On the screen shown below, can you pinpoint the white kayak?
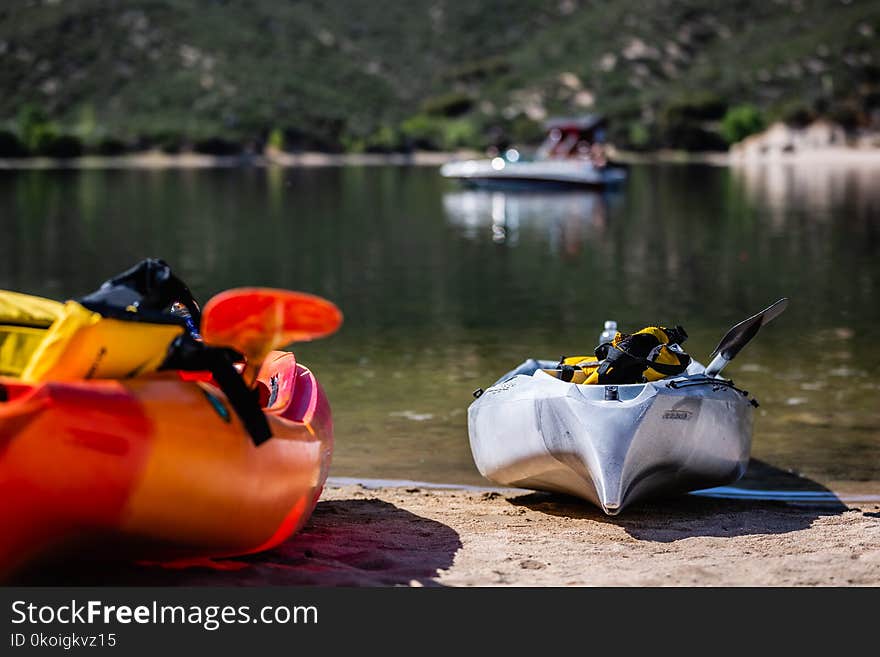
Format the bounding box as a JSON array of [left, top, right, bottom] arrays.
[[467, 300, 789, 515], [440, 158, 627, 188]]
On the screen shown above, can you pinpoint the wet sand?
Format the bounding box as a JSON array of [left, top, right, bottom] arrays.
[[23, 481, 880, 587]]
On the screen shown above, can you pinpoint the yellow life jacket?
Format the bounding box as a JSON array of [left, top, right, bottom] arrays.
[[1, 259, 273, 446], [0, 290, 184, 382], [548, 325, 691, 385]]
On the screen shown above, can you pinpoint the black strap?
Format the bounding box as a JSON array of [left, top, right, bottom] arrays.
[[596, 345, 643, 383], [663, 325, 688, 345], [77, 259, 271, 446], [160, 335, 272, 446], [205, 353, 272, 446], [645, 356, 691, 375], [599, 345, 689, 382], [558, 365, 577, 382]]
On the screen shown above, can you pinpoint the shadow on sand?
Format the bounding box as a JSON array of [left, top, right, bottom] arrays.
[[13, 498, 462, 586], [507, 459, 850, 542]]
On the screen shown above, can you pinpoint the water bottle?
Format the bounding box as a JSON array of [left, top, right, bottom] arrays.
[[171, 302, 202, 340], [599, 320, 617, 345]]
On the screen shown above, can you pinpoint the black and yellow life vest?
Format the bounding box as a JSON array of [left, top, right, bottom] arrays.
[[0, 259, 272, 444], [550, 325, 691, 385], [0, 259, 201, 381], [0, 291, 185, 381]]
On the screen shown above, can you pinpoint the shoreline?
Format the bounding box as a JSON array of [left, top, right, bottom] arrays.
[[2, 146, 879, 171], [0, 149, 472, 171], [19, 478, 880, 587]]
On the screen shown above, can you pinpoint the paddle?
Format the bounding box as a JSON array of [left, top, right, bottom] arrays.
[[704, 298, 789, 377], [201, 287, 343, 386]]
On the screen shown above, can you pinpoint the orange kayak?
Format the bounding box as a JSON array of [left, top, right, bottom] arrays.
[[0, 350, 332, 580]]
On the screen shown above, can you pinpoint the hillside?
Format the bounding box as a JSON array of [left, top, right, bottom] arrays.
[[0, 0, 878, 155]]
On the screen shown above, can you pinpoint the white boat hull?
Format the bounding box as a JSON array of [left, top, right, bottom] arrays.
[[441, 159, 627, 187], [467, 360, 754, 514]]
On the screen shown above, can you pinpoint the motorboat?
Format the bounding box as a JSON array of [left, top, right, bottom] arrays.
[[441, 115, 627, 188]]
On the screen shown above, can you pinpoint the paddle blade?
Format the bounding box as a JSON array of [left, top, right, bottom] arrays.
[[709, 297, 789, 362], [201, 288, 343, 357]]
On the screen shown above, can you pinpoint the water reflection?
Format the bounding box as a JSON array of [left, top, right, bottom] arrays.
[[1, 164, 878, 491], [442, 189, 611, 256], [733, 161, 880, 224]]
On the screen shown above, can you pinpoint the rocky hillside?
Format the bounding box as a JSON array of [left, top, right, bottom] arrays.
[[1, 0, 878, 155]]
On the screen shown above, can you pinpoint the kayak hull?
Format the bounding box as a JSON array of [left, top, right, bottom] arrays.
[[0, 351, 332, 579], [468, 359, 753, 514]]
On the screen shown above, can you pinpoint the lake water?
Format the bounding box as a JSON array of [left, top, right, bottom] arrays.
[[1, 162, 878, 494]]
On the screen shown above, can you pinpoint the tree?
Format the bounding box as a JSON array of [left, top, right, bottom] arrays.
[[721, 105, 766, 145]]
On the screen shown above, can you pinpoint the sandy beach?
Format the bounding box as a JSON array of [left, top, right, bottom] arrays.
[[19, 479, 879, 587]]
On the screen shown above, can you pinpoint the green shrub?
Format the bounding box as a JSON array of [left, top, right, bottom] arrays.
[[29, 123, 59, 154], [441, 118, 479, 149], [399, 114, 485, 150], [400, 113, 446, 150], [364, 125, 401, 153], [17, 104, 54, 152], [340, 134, 366, 153], [14, 105, 85, 157], [721, 105, 766, 145], [627, 122, 652, 150], [267, 127, 285, 151], [75, 104, 98, 143]]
